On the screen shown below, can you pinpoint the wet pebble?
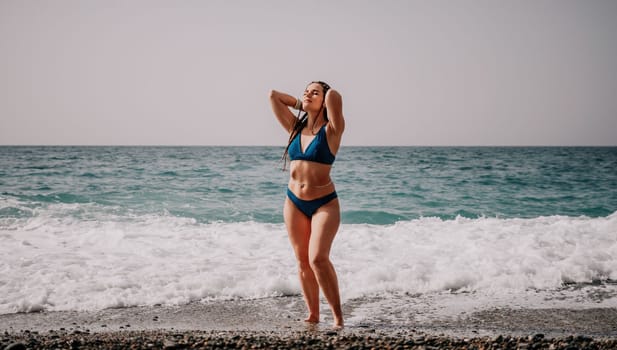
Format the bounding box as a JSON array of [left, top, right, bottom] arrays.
[[5, 343, 26, 350]]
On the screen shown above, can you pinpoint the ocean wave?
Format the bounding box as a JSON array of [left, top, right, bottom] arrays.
[[1, 210, 616, 314]]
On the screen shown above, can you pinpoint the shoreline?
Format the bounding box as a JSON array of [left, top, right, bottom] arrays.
[[1, 297, 616, 337], [2, 297, 617, 349]]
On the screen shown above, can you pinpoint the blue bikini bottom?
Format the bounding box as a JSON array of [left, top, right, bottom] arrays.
[[286, 188, 338, 218]]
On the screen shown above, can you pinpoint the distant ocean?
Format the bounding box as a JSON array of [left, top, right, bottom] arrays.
[[1, 146, 616, 319]]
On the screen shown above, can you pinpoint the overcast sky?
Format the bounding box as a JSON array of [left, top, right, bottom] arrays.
[[1, 0, 616, 146]]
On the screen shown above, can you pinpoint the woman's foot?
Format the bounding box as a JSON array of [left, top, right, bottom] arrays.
[[333, 317, 344, 329], [304, 313, 320, 323]]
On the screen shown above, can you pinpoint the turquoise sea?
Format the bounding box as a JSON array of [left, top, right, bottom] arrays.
[[1, 146, 615, 224], [1, 146, 616, 316]]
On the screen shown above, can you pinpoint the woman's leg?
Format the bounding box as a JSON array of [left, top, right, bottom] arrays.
[[284, 198, 320, 322], [309, 198, 343, 327]]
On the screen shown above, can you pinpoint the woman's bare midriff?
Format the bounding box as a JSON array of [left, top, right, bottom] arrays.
[[288, 160, 335, 199]]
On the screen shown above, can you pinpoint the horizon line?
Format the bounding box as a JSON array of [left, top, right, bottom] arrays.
[[1, 144, 616, 148]]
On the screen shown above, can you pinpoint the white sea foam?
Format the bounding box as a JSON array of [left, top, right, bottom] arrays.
[[1, 204, 616, 315]]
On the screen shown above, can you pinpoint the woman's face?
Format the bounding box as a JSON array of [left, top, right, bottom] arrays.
[[302, 83, 326, 112]]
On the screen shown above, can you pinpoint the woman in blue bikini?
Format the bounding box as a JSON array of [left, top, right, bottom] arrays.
[[269, 81, 345, 328]]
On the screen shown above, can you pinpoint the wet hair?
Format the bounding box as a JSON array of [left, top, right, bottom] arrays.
[[281, 81, 331, 170]]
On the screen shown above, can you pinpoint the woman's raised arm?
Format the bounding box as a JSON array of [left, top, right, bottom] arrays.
[[269, 89, 299, 132], [325, 89, 345, 135]]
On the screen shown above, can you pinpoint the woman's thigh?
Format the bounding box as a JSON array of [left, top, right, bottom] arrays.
[[309, 199, 341, 259], [284, 198, 312, 260]]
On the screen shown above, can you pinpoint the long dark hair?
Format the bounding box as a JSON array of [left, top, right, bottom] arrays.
[[281, 81, 331, 170]]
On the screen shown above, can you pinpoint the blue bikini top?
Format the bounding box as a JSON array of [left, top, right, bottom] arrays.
[[288, 124, 335, 165]]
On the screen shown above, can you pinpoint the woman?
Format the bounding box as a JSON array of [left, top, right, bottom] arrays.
[[269, 81, 345, 328]]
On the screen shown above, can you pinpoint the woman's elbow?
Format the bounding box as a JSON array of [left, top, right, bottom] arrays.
[[269, 89, 278, 100], [326, 89, 342, 106], [329, 89, 341, 99]]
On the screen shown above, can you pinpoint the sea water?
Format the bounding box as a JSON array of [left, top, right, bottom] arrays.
[[1, 146, 616, 318]]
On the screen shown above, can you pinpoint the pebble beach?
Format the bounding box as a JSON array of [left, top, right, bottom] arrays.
[[4, 329, 617, 350]]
